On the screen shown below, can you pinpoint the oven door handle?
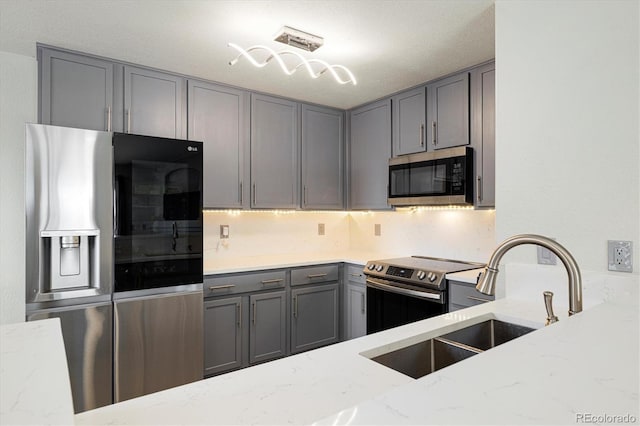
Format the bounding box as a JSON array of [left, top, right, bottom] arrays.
[[365, 277, 443, 302]]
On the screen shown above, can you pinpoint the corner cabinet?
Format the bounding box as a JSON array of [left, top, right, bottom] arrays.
[[427, 71, 470, 150], [348, 99, 392, 210], [301, 104, 344, 210], [470, 62, 496, 208], [344, 264, 367, 340], [39, 48, 117, 132], [250, 94, 299, 209], [290, 265, 340, 354], [188, 80, 250, 208], [392, 87, 427, 156], [123, 66, 186, 139]]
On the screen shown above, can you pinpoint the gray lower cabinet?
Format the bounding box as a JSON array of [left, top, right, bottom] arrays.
[[471, 62, 495, 208], [348, 99, 392, 210], [290, 264, 340, 353], [427, 71, 470, 150], [39, 47, 117, 132], [188, 80, 250, 208], [448, 279, 494, 312], [203, 296, 243, 376], [123, 65, 186, 139], [301, 104, 344, 209], [251, 94, 299, 208], [392, 87, 427, 156], [249, 291, 287, 363], [203, 270, 287, 377], [344, 264, 367, 340]]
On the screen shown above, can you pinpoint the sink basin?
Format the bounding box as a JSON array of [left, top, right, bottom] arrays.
[[370, 319, 535, 379]]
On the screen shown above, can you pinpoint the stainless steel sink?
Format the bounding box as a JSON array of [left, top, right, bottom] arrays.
[[370, 319, 535, 379]]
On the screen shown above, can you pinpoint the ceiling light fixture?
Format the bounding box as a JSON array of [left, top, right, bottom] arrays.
[[228, 26, 357, 86]]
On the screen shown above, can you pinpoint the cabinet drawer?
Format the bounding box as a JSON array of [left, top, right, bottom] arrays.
[[448, 280, 494, 308], [204, 270, 287, 297], [346, 264, 366, 284], [291, 264, 339, 286]]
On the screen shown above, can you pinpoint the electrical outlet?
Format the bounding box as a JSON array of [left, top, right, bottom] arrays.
[[608, 240, 632, 272], [374, 224, 381, 236], [318, 223, 325, 236], [537, 246, 557, 265], [220, 225, 230, 239]]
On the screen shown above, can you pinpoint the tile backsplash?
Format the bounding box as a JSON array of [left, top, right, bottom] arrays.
[[204, 209, 496, 264]]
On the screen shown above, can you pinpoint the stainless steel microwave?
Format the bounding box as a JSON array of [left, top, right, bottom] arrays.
[[388, 146, 473, 206]]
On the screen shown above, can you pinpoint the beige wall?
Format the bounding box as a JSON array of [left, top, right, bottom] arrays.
[[0, 51, 36, 324], [494, 0, 639, 277]]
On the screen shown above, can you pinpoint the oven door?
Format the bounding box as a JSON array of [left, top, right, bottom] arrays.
[[366, 277, 447, 334]]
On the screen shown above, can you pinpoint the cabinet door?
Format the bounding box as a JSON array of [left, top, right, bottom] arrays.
[[249, 291, 287, 364], [291, 284, 339, 353], [188, 80, 249, 208], [471, 63, 495, 208], [392, 87, 426, 156], [346, 282, 367, 340], [428, 72, 470, 150], [301, 104, 344, 210], [204, 297, 242, 376], [124, 66, 186, 139], [251, 94, 299, 208], [39, 48, 115, 131], [348, 99, 392, 210]]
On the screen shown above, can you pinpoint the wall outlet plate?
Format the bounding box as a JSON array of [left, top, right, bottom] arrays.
[[220, 225, 230, 239], [374, 224, 381, 236], [608, 240, 632, 272], [318, 223, 325, 236], [537, 246, 557, 265]]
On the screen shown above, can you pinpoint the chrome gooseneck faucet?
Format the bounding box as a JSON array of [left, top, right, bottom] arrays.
[[476, 234, 583, 318]]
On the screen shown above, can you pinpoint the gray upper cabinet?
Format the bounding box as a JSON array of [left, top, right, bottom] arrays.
[[251, 94, 299, 209], [348, 99, 392, 210], [392, 87, 426, 156], [39, 48, 116, 132], [124, 65, 186, 139], [471, 62, 495, 208], [188, 80, 249, 208], [301, 104, 344, 210], [427, 71, 470, 150], [249, 291, 287, 364]]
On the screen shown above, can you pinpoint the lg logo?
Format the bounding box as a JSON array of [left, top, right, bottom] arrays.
[[187, 146, 198, 152]]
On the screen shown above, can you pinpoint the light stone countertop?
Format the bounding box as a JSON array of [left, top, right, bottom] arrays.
[[74, 293, 639, 425], [0, 318, 75, 426]]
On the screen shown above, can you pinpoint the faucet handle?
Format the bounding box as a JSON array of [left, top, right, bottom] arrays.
[[543, 291, 559, 325]]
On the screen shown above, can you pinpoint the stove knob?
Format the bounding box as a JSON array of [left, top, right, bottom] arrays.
[[416, 271, 426, 280], [367, 264, 376, 270], [428, 272, 438, 282], [375, 265, 384, 272]]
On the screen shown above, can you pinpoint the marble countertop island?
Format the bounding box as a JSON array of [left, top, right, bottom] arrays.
[[74, 296, 639, 425]]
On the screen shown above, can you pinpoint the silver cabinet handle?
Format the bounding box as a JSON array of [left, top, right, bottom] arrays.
[[252, 301, 256, 324], [126, 109, 131, 133], [361, 293, 365, 314], [237, 303, 242, 327], [477, 176, 483, 202], [239, 182, 243, 205], [420, 124, 424, 147], [261, 278, 283, 285], [307, 273, 327, 279], [303, 186, 307, 206], [252, 183, 256, 206], [106, 106, 112, 132], [293, 296, 298, 318], [349, 273, 362, 278], [208, 284, 235, 291], [467, 295, 492, 303], [432, 121, 437, 145]]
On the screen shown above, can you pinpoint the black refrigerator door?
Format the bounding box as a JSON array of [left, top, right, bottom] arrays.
[[113, 133, 203, 292]]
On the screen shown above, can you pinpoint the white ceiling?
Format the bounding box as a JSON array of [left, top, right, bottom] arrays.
[[0, 0, 495, 110]]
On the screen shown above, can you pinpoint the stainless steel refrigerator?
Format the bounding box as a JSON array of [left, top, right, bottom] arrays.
[[26, 124, 204, 412], [25, 123, 114, 413]]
